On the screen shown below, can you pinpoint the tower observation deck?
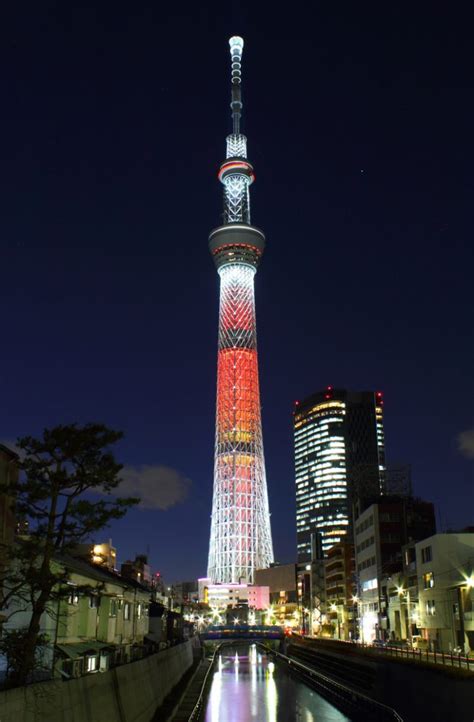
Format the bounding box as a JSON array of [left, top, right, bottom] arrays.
[[207, 37, 274, 584]]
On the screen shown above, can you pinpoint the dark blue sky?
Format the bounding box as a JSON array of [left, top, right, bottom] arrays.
[[2, 2, 473, 581]]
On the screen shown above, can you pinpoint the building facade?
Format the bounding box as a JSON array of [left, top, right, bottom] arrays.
[[254, 564, 298, 626], [294, 388, 386, 561], [414, 533, 474, 653], [201, 582, 269, 611], [207, 37, 273, 584], [121, 554, 152, 587], [325, 541, 357, 640], [173, 580, 199, 606], [354, 496, 436, 641], [2, 553, 150, 679], [74, 539, 118, 571]]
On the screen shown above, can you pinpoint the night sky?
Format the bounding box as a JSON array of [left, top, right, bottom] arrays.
[[2, 3, 473, 582]]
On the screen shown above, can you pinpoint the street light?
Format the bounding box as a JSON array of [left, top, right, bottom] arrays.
[[311, 607, 321, 635], [350, 595, 359, 641], [453, 572, 474, 654], [396, 584, 414, 644], [265, 605, 275, 626], [330, 603, 342, 639]]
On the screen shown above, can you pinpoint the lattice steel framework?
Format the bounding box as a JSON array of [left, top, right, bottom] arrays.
[[207, 37, 273, 584]]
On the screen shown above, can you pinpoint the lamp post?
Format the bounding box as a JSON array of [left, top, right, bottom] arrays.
[[303, 608, 310, 636], [396, 585, 414, 644], [330, 603, 341, 639], [456, 574, 474, 654], [351, 595, 359, 641]]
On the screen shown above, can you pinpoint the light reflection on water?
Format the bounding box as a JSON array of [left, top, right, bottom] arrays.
[[204, 644, 351, 722]]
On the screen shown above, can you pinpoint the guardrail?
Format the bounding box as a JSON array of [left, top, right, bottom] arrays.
[[360, 642, 474, 672], [187, 641, 228, 722], [301, 636, 474, 673], [187, 640, 404, 722], [261, 643, 404, 722]]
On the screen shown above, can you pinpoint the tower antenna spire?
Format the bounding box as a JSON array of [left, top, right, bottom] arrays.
[[207, 37, 273, 585], [229, 36, 244, 134]]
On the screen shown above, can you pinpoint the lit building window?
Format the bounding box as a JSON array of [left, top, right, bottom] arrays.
[[67, 589, 79, 605], [86, 655, 98, 672], [362, 578, 378, 592], [423, 572, 434, 589]]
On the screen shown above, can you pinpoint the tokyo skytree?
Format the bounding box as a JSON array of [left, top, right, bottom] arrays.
[[207, 37, 274, 584]]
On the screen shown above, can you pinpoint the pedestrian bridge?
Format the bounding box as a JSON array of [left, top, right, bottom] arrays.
[[201, 624, 284, 643]]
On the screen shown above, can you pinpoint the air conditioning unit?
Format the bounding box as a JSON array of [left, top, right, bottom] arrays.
[[72, 659, 83, 678]]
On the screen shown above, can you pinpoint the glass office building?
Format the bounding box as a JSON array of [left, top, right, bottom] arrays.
[[294, 388, 385, 561]]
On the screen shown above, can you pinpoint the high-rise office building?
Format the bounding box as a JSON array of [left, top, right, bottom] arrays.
[[294, 387, 386, 561], [207, 37, 273, 584]]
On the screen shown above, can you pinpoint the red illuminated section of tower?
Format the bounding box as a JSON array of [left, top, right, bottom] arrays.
[[207, 37, 273, 584]]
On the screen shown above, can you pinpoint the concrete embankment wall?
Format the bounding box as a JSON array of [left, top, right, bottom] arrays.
[[0, 641, 193, 722], [288, 638, 474, 722]]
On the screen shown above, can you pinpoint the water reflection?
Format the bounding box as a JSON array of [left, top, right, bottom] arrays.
[[265, 660, 277, 722], [204, 644, 350, 722], [208, 657, 221, 721]]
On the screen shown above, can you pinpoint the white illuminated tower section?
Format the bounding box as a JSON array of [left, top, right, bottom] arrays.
[[207, 37, 274, 584]]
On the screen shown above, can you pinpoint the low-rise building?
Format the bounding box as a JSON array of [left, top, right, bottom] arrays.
[[212, 583, 269, 611], [3, 553, 151, 679], [121, 554, 152, 587], [173, 580, 199, 606], [74, 539, 118, 571], [198, 580, 269, 611], [383, 573, 413, 642], [255, 563, 298, 627], [383, 541, 420, 642], [414, 533, 474, 653]]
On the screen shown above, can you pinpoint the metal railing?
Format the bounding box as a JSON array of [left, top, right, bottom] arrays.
[[302, 637, 474, 673], [188, 642, 227, 721], [187, 640, 404, 722], [261, 644, 404, 722], [360, 641, 474, 672]]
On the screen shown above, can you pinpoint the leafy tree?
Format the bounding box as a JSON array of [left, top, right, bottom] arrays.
[[0, 423, 138, 687], [0, 629, 50, 681]]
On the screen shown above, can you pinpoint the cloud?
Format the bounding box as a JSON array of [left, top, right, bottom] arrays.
[[0, 440, 192, 511], [457, 429, 474, 460], [117, 464, 192, 510]]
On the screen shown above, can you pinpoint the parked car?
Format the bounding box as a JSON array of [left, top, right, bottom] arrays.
[[411, 636, 429, 651]]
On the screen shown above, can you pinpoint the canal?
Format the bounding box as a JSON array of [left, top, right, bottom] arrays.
[[204, 644, 351, 722]]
